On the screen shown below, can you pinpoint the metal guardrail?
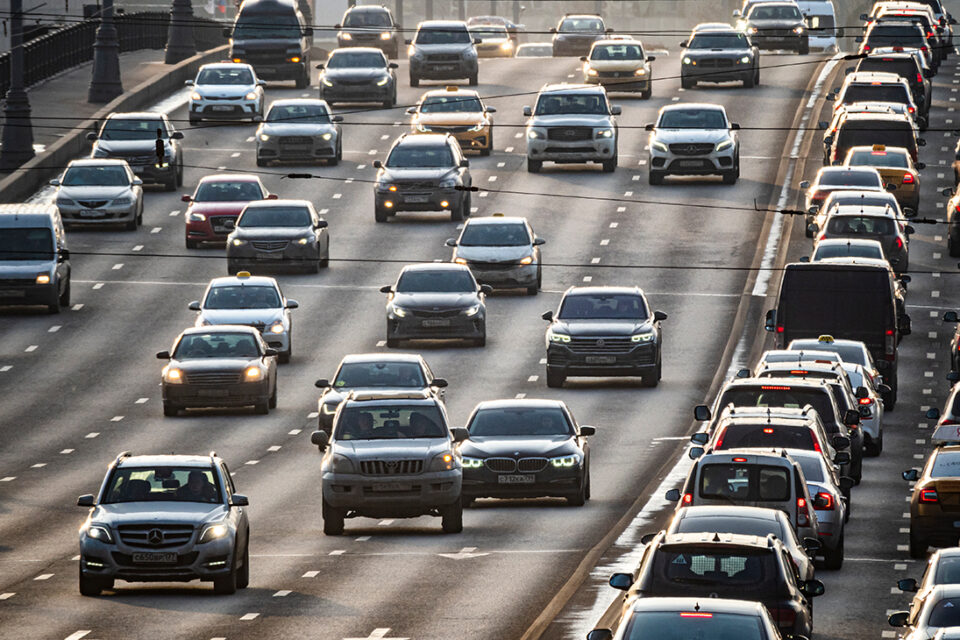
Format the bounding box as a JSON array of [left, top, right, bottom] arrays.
[[0, 11, 227, 96]]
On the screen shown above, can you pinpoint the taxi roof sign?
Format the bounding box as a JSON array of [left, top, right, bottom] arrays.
[[872, 144, 886, 151], [446, 85, 460, 91], [236, 271, 251, 278], [817, 335, 835, 343]]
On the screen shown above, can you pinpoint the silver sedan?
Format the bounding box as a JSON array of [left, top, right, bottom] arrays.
[[256, 99, 343, 166], [51, 159, 143, 230]]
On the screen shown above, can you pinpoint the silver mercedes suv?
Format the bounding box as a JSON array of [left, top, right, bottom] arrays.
[[310, 390, 468, 535], [76, 452, 250, 596]]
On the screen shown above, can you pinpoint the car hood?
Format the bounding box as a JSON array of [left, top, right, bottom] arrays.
[[332, 438, 450, 459], [747, 18, 803, 27], [231, 226, 313, 240], [259, 122, 336, 136], [413, 43, 475, 55], [195, 83, 255, 99], [460, 435, 575, 457], [379, 167, 456, 182], [188, 202, 250, 216], [392, 292, 478, 309], [685, 47, 751, 56], [321, 386, 426, 406], [652, 129, 730, 144], [325, 67, 390, 81], [529, 114, 612, 127], [93, 139, 161, 154], [170, 357, 261, 370], [417, 113, 486, 125], [586, 59, 646, 71], [93, 501, 228, 525], [198, 309, 283, 326], [58, 185, 132, 199], [0, 260, 55, 273], [456, 245, 532, 262], [551, 319, 653, 336]]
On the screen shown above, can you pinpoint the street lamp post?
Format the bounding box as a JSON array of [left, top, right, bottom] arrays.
[[165, 0, 197, 64], [88, 0, 123, 103], [0, 0, 35, 170]]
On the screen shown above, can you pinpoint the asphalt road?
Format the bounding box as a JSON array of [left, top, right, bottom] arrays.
[[0, 35, 871, 640]]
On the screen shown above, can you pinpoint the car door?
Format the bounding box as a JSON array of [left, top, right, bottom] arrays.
[[220, 462, 248, 540], [452, 139, 470, 187]]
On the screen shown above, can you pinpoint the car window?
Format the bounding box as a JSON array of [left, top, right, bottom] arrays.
[[818, 171, 882, 187], [396, 269, 476, 293], [651, 547, 778, 592], [931, 451, 960, 478], [327, 51, 387, 68], [825, 216, 896, 235], [0, 227, 54, 260], [843, 84, 910, 104], [415, 26, 472, 44], [535, 93, 608, 115], [468, 407, 573, 436], [335, 405, 447, 439], [620, 611, 765, 640], [558, 293, 647, 320], [333, 362, 426, 388], [715, 424, 817, 451], [266, 103, 331, 123], [221, 463, 237, 494], [103, 467, 221, 504], [173, 332, 261, 359], [688, 33, 749, 48], [749, 5, 801, 19], [838, 124, 914, 151], [386, 144, 454, 168], [238, 206, 312, 227], [233, 13, 302, 40], [420, 95, 484, 113], [459, 222, 530, 246], [344, 10, 391, 27], [700, 463, 790, 501], [470, 26, 508, 38], [789, 341, 867, 366], [935, 557, 960, 584], [197, 68, 254, 85], [927, 597, 960, 627], [62, 165, 131, 187], [100, 118, 167, 140], [795, 455, 825, 482], [848, 149, 910, 168], [204, 285, 280, 309], [590, 44, 643, 60], [559, 18, 604, 32], [813, 242, 885, 261], [659, 109, 727, 129], [195, 181, 264, 202]]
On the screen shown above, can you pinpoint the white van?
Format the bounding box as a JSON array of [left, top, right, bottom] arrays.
[[798, 0, 840, 52]]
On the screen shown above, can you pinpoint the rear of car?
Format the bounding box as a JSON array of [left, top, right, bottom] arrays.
[[816, 214, 911, 273], [591, 597, 783, 640], [830, 113, 920, 165], [0, 205, 70, 314], [836, 73, 921, 128], [855, 53, 931, 115], [908, 445, 960, 557]]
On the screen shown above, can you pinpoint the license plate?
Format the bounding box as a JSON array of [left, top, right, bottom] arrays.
[[133, 165, 147, 172], [0, 289, 25, 298], [498, 474, 535, 484], [256, 253, 284, 260], [405, 195, 430, 203], [212, 105, 234, 112], [422, 319, 450, 327], [198, 388, 229, 397], [585, 355, 616, 364], [212, 225, 232, 234], [679, 160, 704, 167], [433, 64, 456, 71], [132, 552, 177, 563], [78, 209, 105, 218], [373, 482, 411, 491]]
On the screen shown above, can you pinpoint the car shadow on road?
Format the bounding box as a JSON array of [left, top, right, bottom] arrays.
[[93, 585, 356, 615]]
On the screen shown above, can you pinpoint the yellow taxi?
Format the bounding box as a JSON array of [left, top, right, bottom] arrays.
[[843, 144, 923, 213], [406, 86, 495, 156], [903, 424, 960, 559]]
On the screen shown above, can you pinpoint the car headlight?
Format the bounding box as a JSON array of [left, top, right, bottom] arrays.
[[198, 523, 229, 544], [269, 321, 285, 334], [519, 255, 534, 265], [380, 31, 391, 40], [259, 134, 270, 142], [746, 26, 758, 34], [462, 457, 484, 469], [463, 304, 482, 317], [341, 32, 353, 41], [35, 273, 51, 284], [191, 92, 203, 101], [631, 331, 655, 343], [187, 212, 206, 222], [429, 451, 458, 472], [469, 122, 484, 132], [327, 453, 355, 474], [391, 305, 408, 318], [114, 196, 134, 206], [376, 76, 390, 86], [319, 132, 333, 141], [231, 238, 247, 246], [454, 257, 468, 265], [741, 55, 751, 64], [527, 128, 544, 140], [595, 128, 614, 139], [635, 68, 647, 76], [296, 236, 315, 245], [244, 366, 264, 381], [83, 524, 114, 543], [245, 91, 258, 101], [716, 139, 733, 151], [682, 56, 692, 65], [586, 67, 598, 76], [651, 140, 668, 153], [548, 329, 571, 343], [793, 25, 805, 34], [164, 367, 184, 383], [378, 182, 397, 192], [321, 77, 334, 87], [408, 45, 419, 57], [439, 178, 457, 188], [550, 453, 582, 468], [92, 147, 109, 158], [500, 41, 513, 50]]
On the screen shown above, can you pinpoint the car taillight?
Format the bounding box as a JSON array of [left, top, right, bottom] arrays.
[[895, 236, 904, 250], [770, 606, 797, 629], [941, 419, 960, 426], [715, 428, 725, 449], [902, 173, 914, 183], [763, 427, 775, 434], [776, 325, 784, 333], [917, 72, 924, 83], [921, 46, 928, 52], [907, 106, 916, 114], [859, 397, 873, 405], [885, 328, 896, 356], [863, 44, 872, 52], [814, 491, 835, 510], [813, 439, 822, 452], [797, 497, 810, 527], [680, 612, 713, 618], [681, 492, 693, 506], [920, 489, 939, 503]]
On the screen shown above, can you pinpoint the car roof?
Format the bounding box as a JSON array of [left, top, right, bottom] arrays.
[[659, 102, 727, 113], [790, 337, 869, 349], [816, 166, 883, 177], [700, 448, 798, 464], [67, 158, 129, 167], [677, 504, 784, 520], [395, 133, 453, 146], [199, 62, 254, 71], [117, 454, 217, 468], [105, 112, 164, 120], [401, 262, 472, 273], [0, 206, 58, 223], [464, 215, 527, 225], [345, 390, 437, 403], [330, 47, 385, 55], [180, 324, 261, 336], [197, 173, 262, 184], [847, 144, 911, 156], [421, 87, 481, 98], [723, 377, 833, 390], [562, 285, 645, 296], [473, 398, 567, 410], [346, 4, 389, 11], [243, 198, 312, 208], [268, 98, 330, 107], [418, 20, 468, 28], [538, 83, 607, 95], [846, 71, 908, 83], [840, 111, 913, 123], [340, 353, 424, 364], [817, 256, 895, 268], [208, 274, 278, 288], [693, 22, 738, 30], [760, 348, 842, 360], [626, 596, 768, 615]]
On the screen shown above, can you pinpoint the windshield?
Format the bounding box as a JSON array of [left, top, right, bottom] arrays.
[[343, 10, 391, 27], [386, 145, 454, 168], [652, 546, 777, 592], [266, 104, 331, 123], [0, 228, 53, 261], [327, 51, 386, 69], [825, 216, 896, 235], [818, 171, 882, 187], [928, 597, 960, 627], [416, 26, 471, 45], [659, 108, 727, 129], [173, 332, 261, 359], [590, 44, 643, 59], [621, 611, 765, 640], [194, 180, 264, 202], [334, 362, 426, 388], [700, 464, 791, 501], [789, 341, 869, 366], [859, 59, 918, 79], [459, 222, 529, 246], [931, 451, 960, 478], [468, 407, 573, 436], [715, 424, 817, 451], [718, 387, 839, 429], [935, 557, 960, 584], [100, 119, 166, 141], [559, 17, 604, 32], [471, 27, 507, 39], [420, 95, 483, 113], [238, 206, 311, 228], [102, 467, 221, 504], [749, 4, 801, 19], [203, 285, 280, 309], [813, 241, 885, 260], [843, 85, 909, 104], [558, 293, 647, 320], [535, 93, 608, 115], [396, 269, 476, 293], [848, 149, 910, 168], [197, 68, 253, 85], [689, 33, 749, 49], [233, 14, 301, 40], [62, 165, 130, 187], [335, 405, 446, 439]]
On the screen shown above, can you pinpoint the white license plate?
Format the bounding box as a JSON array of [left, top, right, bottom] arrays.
[[132, 552, 177, 563], [133, 165, 148, 172], [433, 64, 456, 71], [678, 160, 703, 167], [78, 210, 105, 218], [212, 105, 234, 112], [422, 319, 450, 327], [256, 253, 284, 260], [405, 195, 430, 203], [585, 355, 616, 364], [498, 474, 535, 484], [373, 482, 411, 491]]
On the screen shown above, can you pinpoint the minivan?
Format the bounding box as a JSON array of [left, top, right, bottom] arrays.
[[0, 204, 71, 314]]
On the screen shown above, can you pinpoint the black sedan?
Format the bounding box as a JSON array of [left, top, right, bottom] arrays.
[[157, 325, 278, 417], [458, 399, 595, 506], [317, 47, 398, 108]]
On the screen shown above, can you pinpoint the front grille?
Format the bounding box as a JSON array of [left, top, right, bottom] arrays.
[[755, 29, 793, 39], [279, 136, 313, 145], [77, 200, 109, 209], [485, 457, 517, 473], [0, 278, 35, 286], [696, 58, 735, 68], [117, 154, 155, 165], [246, 50, 286, 63], [117, 524, 195, 548], [359, 459, 423, 475], [204, 96, 242, 101], [598, 71, 636, 78], [424, 125, 475, 134], [396, 181, 438, 191], [411, 308, 461, 318], [547, 127, 593, 141], [568, 336, 636, 354], [517, 457, 548, 473], [209, 216, 235, 233], [669, 143, 715, 155], [338, 78, 374, 86], [426, 53, 461, 62], [251, 240, 288, 251], [469, 261, 520, 270], [183, 371, 243, 385]]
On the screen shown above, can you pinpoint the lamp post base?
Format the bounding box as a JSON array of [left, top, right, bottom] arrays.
[[0, 87, 35, 171]]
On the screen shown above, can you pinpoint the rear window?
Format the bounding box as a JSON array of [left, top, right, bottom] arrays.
[[818, 171, 881, 187], [650, 546, 778, 593], [718, 386, 839, 430], [794, 455, 824, 482], [715, 424, 816, 451], [928, 597, 960, 627], [827, 216, 897, 236], [842, 84, 910, 104], [934, 557, 960, 584], [699, 463, 791, 501], [674, 515, 785, 539], [838, 124, 914, 151], [857, 59, 919, 80], [620, 611, 766, 640], [931, 450, 960, 478]]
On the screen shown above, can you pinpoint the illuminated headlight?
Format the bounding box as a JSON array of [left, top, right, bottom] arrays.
[[341, 32, 352, 41], [429, 451, 457, 471], [793, 25, 805, 34], [269, 321, 285, 334], [439, 178, 457, 188], [83, 524, 114, 543], [328, 453, 355, 473], [187, 212, 206, 222], [378, 182, 397, 192], [391, 305, 408, 318], [716, 139, 733, 151], [245, 91, 258, 100], [746, 26, 758, 34], [595, 128, 613, 139], [635, 68, 647, 76], [550, 453, 582, 468], [164, 367, 184, 383], [527, 128, 544, 139], [586, 67, 599, 76], [321, 77, 334, 87], [454, 257, 468, 265], [296, 236, 314, 245], [198, 523, 229, 544], [259, 134, 270, 142], [35, 273, 51, 284], [376, 76, 390, 86], [518, 255, 534, 265], [548, 330, 571, 343], [463, 304, 481, 317], [651, 140, 668, 152], [191, 92, 203, 101], [244, 366, 263, 381], [380, 32, 391, 40], [631, 332, 655, 343], [232, 238, 247, 246], [682, 56, 692, 65], [741, 55, 751, 63], [321, 132, 333, 141], [408, 45, 418, 57], [462, 457, 484, 469], [500, 41, 513, 50]]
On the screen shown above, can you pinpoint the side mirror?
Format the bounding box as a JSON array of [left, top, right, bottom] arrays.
[[834, 451, 851, 465], [610, 105, 622, 116], [947, 371, 959, 382], [647, 56, 656, 62], [653, 310, 667, 322], [824, 93, 836, 101], [586, 630, 613, 640], [644, 123, 655, 131], [917, 162, 926, 170], [579, 56, 588, 62], [432, 378, 449, 388], [799, 256, 810, 263], [406, 107, 417, 115], [171, 131, 184, 140], [679, 40, 688, 48], [736, 368, 751, 378], [131, 178, 143, 186], [833, 435, 851, 449], [579, 425, 596, 436], [888, 612, 910, 628], [733, 9, 742, 17], [451, 427, 469, 443], [799, 180, 810, 189], [86, 132, 98, 141], [878, 383, 891, 394], [541, 310, 554, 321], [905, 225, 915, 235], [303, 27, 313, 36], [184, 79, 194, 86], [485, 106, 497, 113], [839, 476, 854, 492], [688, 446, 704, 460], [181, 194, 192, 203], [460, 159, 470, 168], [694, 405, 711, 422], [49, 179, 60, 186], [231, 494, 249, 507], [311, 430, 329, 449], [823, 135, 834, 146], [903, 207, 917, 218], [285, 299, 299, 309], [690, 432, 709, 445], [373, 160, 382, 169], [77, 494, 95, 507], [404, 39, 412, 45], [898, 578, 919, 593], [902, 468, 920, 481], [801, 579, 825, 597], [802, 537, 821, 552], [806, 223, 819, 236], [533, 237, 546, 246], [843, 409, 860, 426], [918, 138, 926, 146], [264, 348, 279, 357], [479, 284, 493, 295], [523, 106, 532, 117], [856, 386, 869, 399], [640, 532, 657, 545], [331, 115, 344, 123], [389, 63, 399, 69], [860, 13, 869, 20], [315, 220, 329, 229], [474, 38, 482, 44], [608, 573, 633, 591], [665, 488, 681, 502], [156, 350, 170, 360], [315, 63, 324, 70], [314, 378, 330, 389], [59, 249, 70, 261], [817, 120, 828, 130], [764, 308, 777, 332], [730, 123, 740, 130], [267, 194, 278, 200], [379, 285, 393, 294], [943, 187, 956, 197], [188, 300, 201, 311], [945, 311, 960, 322], [927, 407, 942, 420]]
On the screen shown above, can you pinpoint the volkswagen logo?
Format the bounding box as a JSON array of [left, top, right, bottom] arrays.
[[148, 529, 164, 545], [596, 339, 605, 347]]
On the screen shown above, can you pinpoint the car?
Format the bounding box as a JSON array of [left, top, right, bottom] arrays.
[[812, 188, 907, 226], [543, 286, 666, 388], [551, 14, 610, 57], [76, 451, 250, 596], [256, 99, 343, 166], [50, 159, 143, 231], [897, 547, 960, 596], [406, 20, 479, 87], [679, 27, 760, 88], [843, 145, 922, 210], [810, 237, 887, 262], [942, 186, 960, 257], [813, 210, 912, 274], [182, 174, 275, 249], [665, 505, 818, 583], [646, 103, 741, 185], [516, 42, 553, 57], [373, 133, 473, 222], [317, 47, 399, 108], [889, 585, 960, 638], [581, 39, 656, 97], [840, 359, 888, 455], [739, 1, 809, 53], [854, 51, 932, 119], [309, 390, 468, 535], [859, 20, 932, 68], [186, 62, 265, 124], [800, 166, 887, 234], [606, 533, 823, 638], [788, 335, 883, 390], [380, 263, 490, 347], [903, 425, 960, 558], [754, 347, 843, 367], [821, 110, 921, 166], [314, 353, 448, 433], [782, 448, 849, 568], [226, 199, 330, 274], [87, 112, 184, 191], [226, 0, 313, 88], [523, 83, 620, 173], [927, 386, 960, 431], [406, 86, 496, 156], [945, 313, 960, 371], [466, 15, 523, 43], [469, 24, 514, 57], [157, 325, 278, 417], [445, 214, 544, 294], [831, 71, 923, 129], [808, 200, 902, 242], [0, 204, 71, 314], [335, 4, 401, 58], [586, 596, 785, 640], [871, 4, 943, 67], [189, 272, 298, 363], [459, 399, 595, 506]]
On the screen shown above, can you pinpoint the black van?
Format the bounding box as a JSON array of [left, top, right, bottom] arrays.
[[765, 262, 909, 403], [226, 0, 313, 88]]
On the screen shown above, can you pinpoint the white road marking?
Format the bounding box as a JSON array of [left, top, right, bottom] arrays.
[[935, 252, 942, 259], [616, 206, 625, 213], [915, 453, 925, 459], [48, 325, 60, 333], [591, 257, 600, 264], [515, 393, 527, 399], [0, 366, 11, 372], [540, 358, 547, 365], [273, 590, 291, 597], [31, 463, 45, 468], [624, 191, 633, 197], [245, 460, 259, 465], [289, 429, 302, 435], [246, 136, 254, 143], [0, 477, 15, 482], [92, 282, 104, 290], [438, 546, 489, 560], [345, 178, 353, 184], [380, 134, 390, 140], [24, 345, 37, 352], [376, 340, 387, 347], [329, 550, 345, 556], [240, 613, 260, 621], [479, 191, 489, 198], [63, 632, 90, 640], [356, 536, 371, 541], [895, 564, 908, 570], [926, 372, 934, 378], [34, 573, 53, 580], [308, 412, 319, 419], [319, 208, 329, 214], [891, 587, 902, 594], [600, 239, 609, 246], [344, 629, 409, 640], [933, 291, 941, 298], [231, 152, 241, 158], [357, 164, 366, 170], [497, 162, 505, 168], [378, 519, 394, 526], [132, 245, 143, 252], [72, 304, 83, 310], [610, 222, 618, 228], [528, 375, 539, 382], [514, 132, 522, 138], [136, 398, 149, 404], [897, 544, 910, 551], [85, 432, 99, 439], [632, 175, 640, 181], [504, 146, 514, 153], [169, 209, 179, 216], [267, 445, 281, 452], [583, 276, 592, 282], [883, 632, 897, 638], [488, 175, 497, 182], [111, 415, 124, 422], [332, 193, 342, 199], [303, 570, 320, 577], [368, 149, 378, 155], [151, 227, 162, 234], [0, 593, 13, 600], [61, 449, 73, 454]]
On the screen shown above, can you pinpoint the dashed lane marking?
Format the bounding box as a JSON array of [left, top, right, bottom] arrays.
[[600, 239, 609, 246], [0, 593, 13, 600], [111, 415, 124, 422], [356, 536, 371, 541], [0, 366, 11, 372], [151, 227, 162, 234], [591, 257, 601, 264], [329, 550, 345, 556], [516, 393, 526, 399], [378, 519, 394, 526], [0, 477, 15, 482], [31, 463, 45, 468], [505, 146, 514, 152], [240, 613, 260, 621], [61, 449, 73, 454], [267, 445, 281, 452], [136, 398, 148, 404], [132, 245, 143, 252], [308, 412, 319, 419], [289, 429, 302, 435], [583, 276, 592, 282], [34, 573, 53, 580], [528, 375, 539, 382], [303, 570, 320, 577], [85, 432, 99, 439], [49, 325, 60, 333], [610, 222, 618, 228], [24, 345, 37, 352], [273, 590, 291, 597], [377, 340, 387, 347], [895, 564, 907, 570], [245, 460, 259, 465], [63, 632, 90, 640]]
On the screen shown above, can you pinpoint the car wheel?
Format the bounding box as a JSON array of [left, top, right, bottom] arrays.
[[754, 68, 760, 86], [306, 259, 320, 274], [526, 283, 538, 296], [468, 74, 478, 86], [641, 357, 661, 388], [323, 498, 346, 535], [743, 72, 755, 89], [78, 567, 111, 597], [213, 555, 238, 594], [375, 207, 388, 223], [481, 127, 493, 155], [441, 499, 464, 533], [546, 368, 565, 388], [409, 75, 420, 87], [186, 239, 200, 250], [256, 157, 268, 167], [236, 537, 250, 589], [909, 529, 927, 559], [722, 168, 738, 185], [254, 400, 269, 415], [124, 214, 138, 231], [295, 69, 309, 89], [176, 163, 184, 187], [47, 293, 60, 314], [268, 383, 278, 408], [527, 158, 542, 173], [59, 280, 70, 308], [823, 533, 844, 570], [640, 88, 652, 99], [163, 402, 179, 417], [450, 196, 465, 222], [189, 116, 199, 126], [602, 154, 617, 173], [328, 152, 339, 167], [462, 496, 476, 508], [649, 170, 664, 185], [865, 435, 882, 457], [567, 474, 587, 506]]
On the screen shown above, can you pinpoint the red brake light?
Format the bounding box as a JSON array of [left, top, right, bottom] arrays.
[[814, 491, 835, 510], [863, 44, 872, 51], [681, 492, 693, 505], [941, 419, 960, 426], [797, 497, 810, 527], [790, 370, 809, 375], [886, 329, 895, 335], [920, 489, 939, 503], [771, 606, 797, 628], [715, 426, 726, 449], [917, 72, 924, 83], [902, 173, 915, 184], [895, 236, 904, 250], [776, 325, 784, 334], [732, 457, 748, 463], [813, 439, 822, 452], [761, 385, 791, 390], [908, 106, 915, 114], [859, 397, 874, 405], [763, 427, 775, 434], [680, 613, 714, 618], [921, 46, 928, 51]]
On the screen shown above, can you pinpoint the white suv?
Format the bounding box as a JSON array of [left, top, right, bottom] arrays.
[[646, 102, 740, 184]]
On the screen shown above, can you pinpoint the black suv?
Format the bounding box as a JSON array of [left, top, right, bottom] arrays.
[[226, 0, 313, 88], [607, 532, 824, 638], [88, 112, 184, 191], [336, 4, 401, 58], [542, 286, 666, 388], [680, 27, 760, 88]]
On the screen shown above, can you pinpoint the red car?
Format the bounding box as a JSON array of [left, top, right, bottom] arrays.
[[183, 174, 275, 248]]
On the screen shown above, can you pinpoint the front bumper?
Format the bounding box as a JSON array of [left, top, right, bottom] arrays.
[[321, 82, 392, 103], [162, 380, 271, 408], [322, 469, 462, 518], [681, 60, 754, 84], [376, 187, 459, 213], [0, 280, 58, 307], [464, 262, 537, 287], [227, 241, 321, 268], [477, 44, 513, 58], [649, 143, 735, 175], [387, 310, 485, 341], [527, 136, 616, 163], [79, 532, 236, 583], [409, 58, 478, 80], [191, 98, 260, 120], [185, 215, 238, 244], [57, 202, 137, 225], [546, 342, 657, 377], [257, 137, 336, 163], [584, 73, 650, 91], [750, 32, 807, 51], [462, 465, 582, 498]]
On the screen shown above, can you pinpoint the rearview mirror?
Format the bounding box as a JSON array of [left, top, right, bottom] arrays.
[[451, 427, 469, 443], [688, 446, 704, 460], [432, 378, 448, 388], [586, 630, 613, 640], [523, 106, 532, 116], [188, 300, 201, 311], [694, 405, 711, 422], [833, 435, 851, 449], [653, 310, 667, 322], [156, 350, 170, 360], [665, 488, 681, 502], [834, 451, 851, 465], [580, 425, 596, 436], [799, 180, 810, 189], [801, 579, 825, 597], [610, 105, 622, 116]]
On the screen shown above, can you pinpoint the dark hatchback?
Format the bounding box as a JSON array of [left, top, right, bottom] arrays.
[[88, 112, 184, 191], [459, 399, 595, 506]]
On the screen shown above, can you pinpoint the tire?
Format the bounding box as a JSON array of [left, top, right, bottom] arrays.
[[176, 163, 184, 187], [124, 214, 137, 231], [227, 261, 239, 276], [375, 207, 388, 223], [254, 400, 269, 415], [79, 568, 111, 597], [799, 43, 810, 55], [409, 75, 420, 87], [567, 473, 588, 506], [865, 435, 882, 457], [681, 75, 695, 89], [163, 402, 179, 417], [47, 293, 61, 314], [527, 158, 542, 173], [328, 152, 339, 167], [546, 368, 565, 388], [805, 223, 815, 239], [722, 168, 738, 185], [527, 284, 539, 296], [602, 154, 617, 173], [189, 117, 199, 126], [213, 558, 238, 595], [236, 537, 250, 589], [462, 496, 476, 508], [186, 239, 200, 250], [386, 337, 400, 348], [468, 74, 478, 86], [295, 70, 309, 89], [268, 384, 278, 408], [59, 280, 70, 308], [463, 192, 472, 217], [640, 88, 652, 99], [256, 157, 268, 167], [480, 127, 493, 156], [450, 196, 465, 221], [473, 334, 486, 347], [909, 529, 927, 559], [382, 96, 395, 109], [754, 68, 760, 86], [743, 72, 755, 89], [322, 498, 345, 535], [641, 357, 662, 388], [441, 499, 464, 533], [823, 534, 844, 570], [648, 170, 664, 185]]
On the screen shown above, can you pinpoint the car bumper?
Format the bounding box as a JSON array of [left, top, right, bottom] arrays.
[[338, 37, 396, 52], [682, 64, 754, 83], [130, 162, 177, 184], [321, 83, 392, 103], [388, 311, 485, 341], [162, 380, 271, 408], [79, 534, 236, 583], [227, 243, 322, 267], [322, 470, 462, 517], [464, 262, 538, 287], [751, 33, 807, 50], [257, 138, 337, 163], [0, 281, 58, 307], [546, 342, 658, 376], [413, 127, 491, 152], [462, 465, 582, 498], [58, 203, 136, 225], [191, 99, 260, 120], [243, 61, 305, 81], [815, 515, 842, 550], [584, 74, 650, 91], [186, 216, 237, 244], [409, 59, 477, 79], [911, 514, 960, 546], [527, 137, 616, 163], [376, 188, 459, 213], [650, 146, 735, 175]]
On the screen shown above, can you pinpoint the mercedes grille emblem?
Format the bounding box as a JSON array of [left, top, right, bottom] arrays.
[[148, 529, 164, 545]]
